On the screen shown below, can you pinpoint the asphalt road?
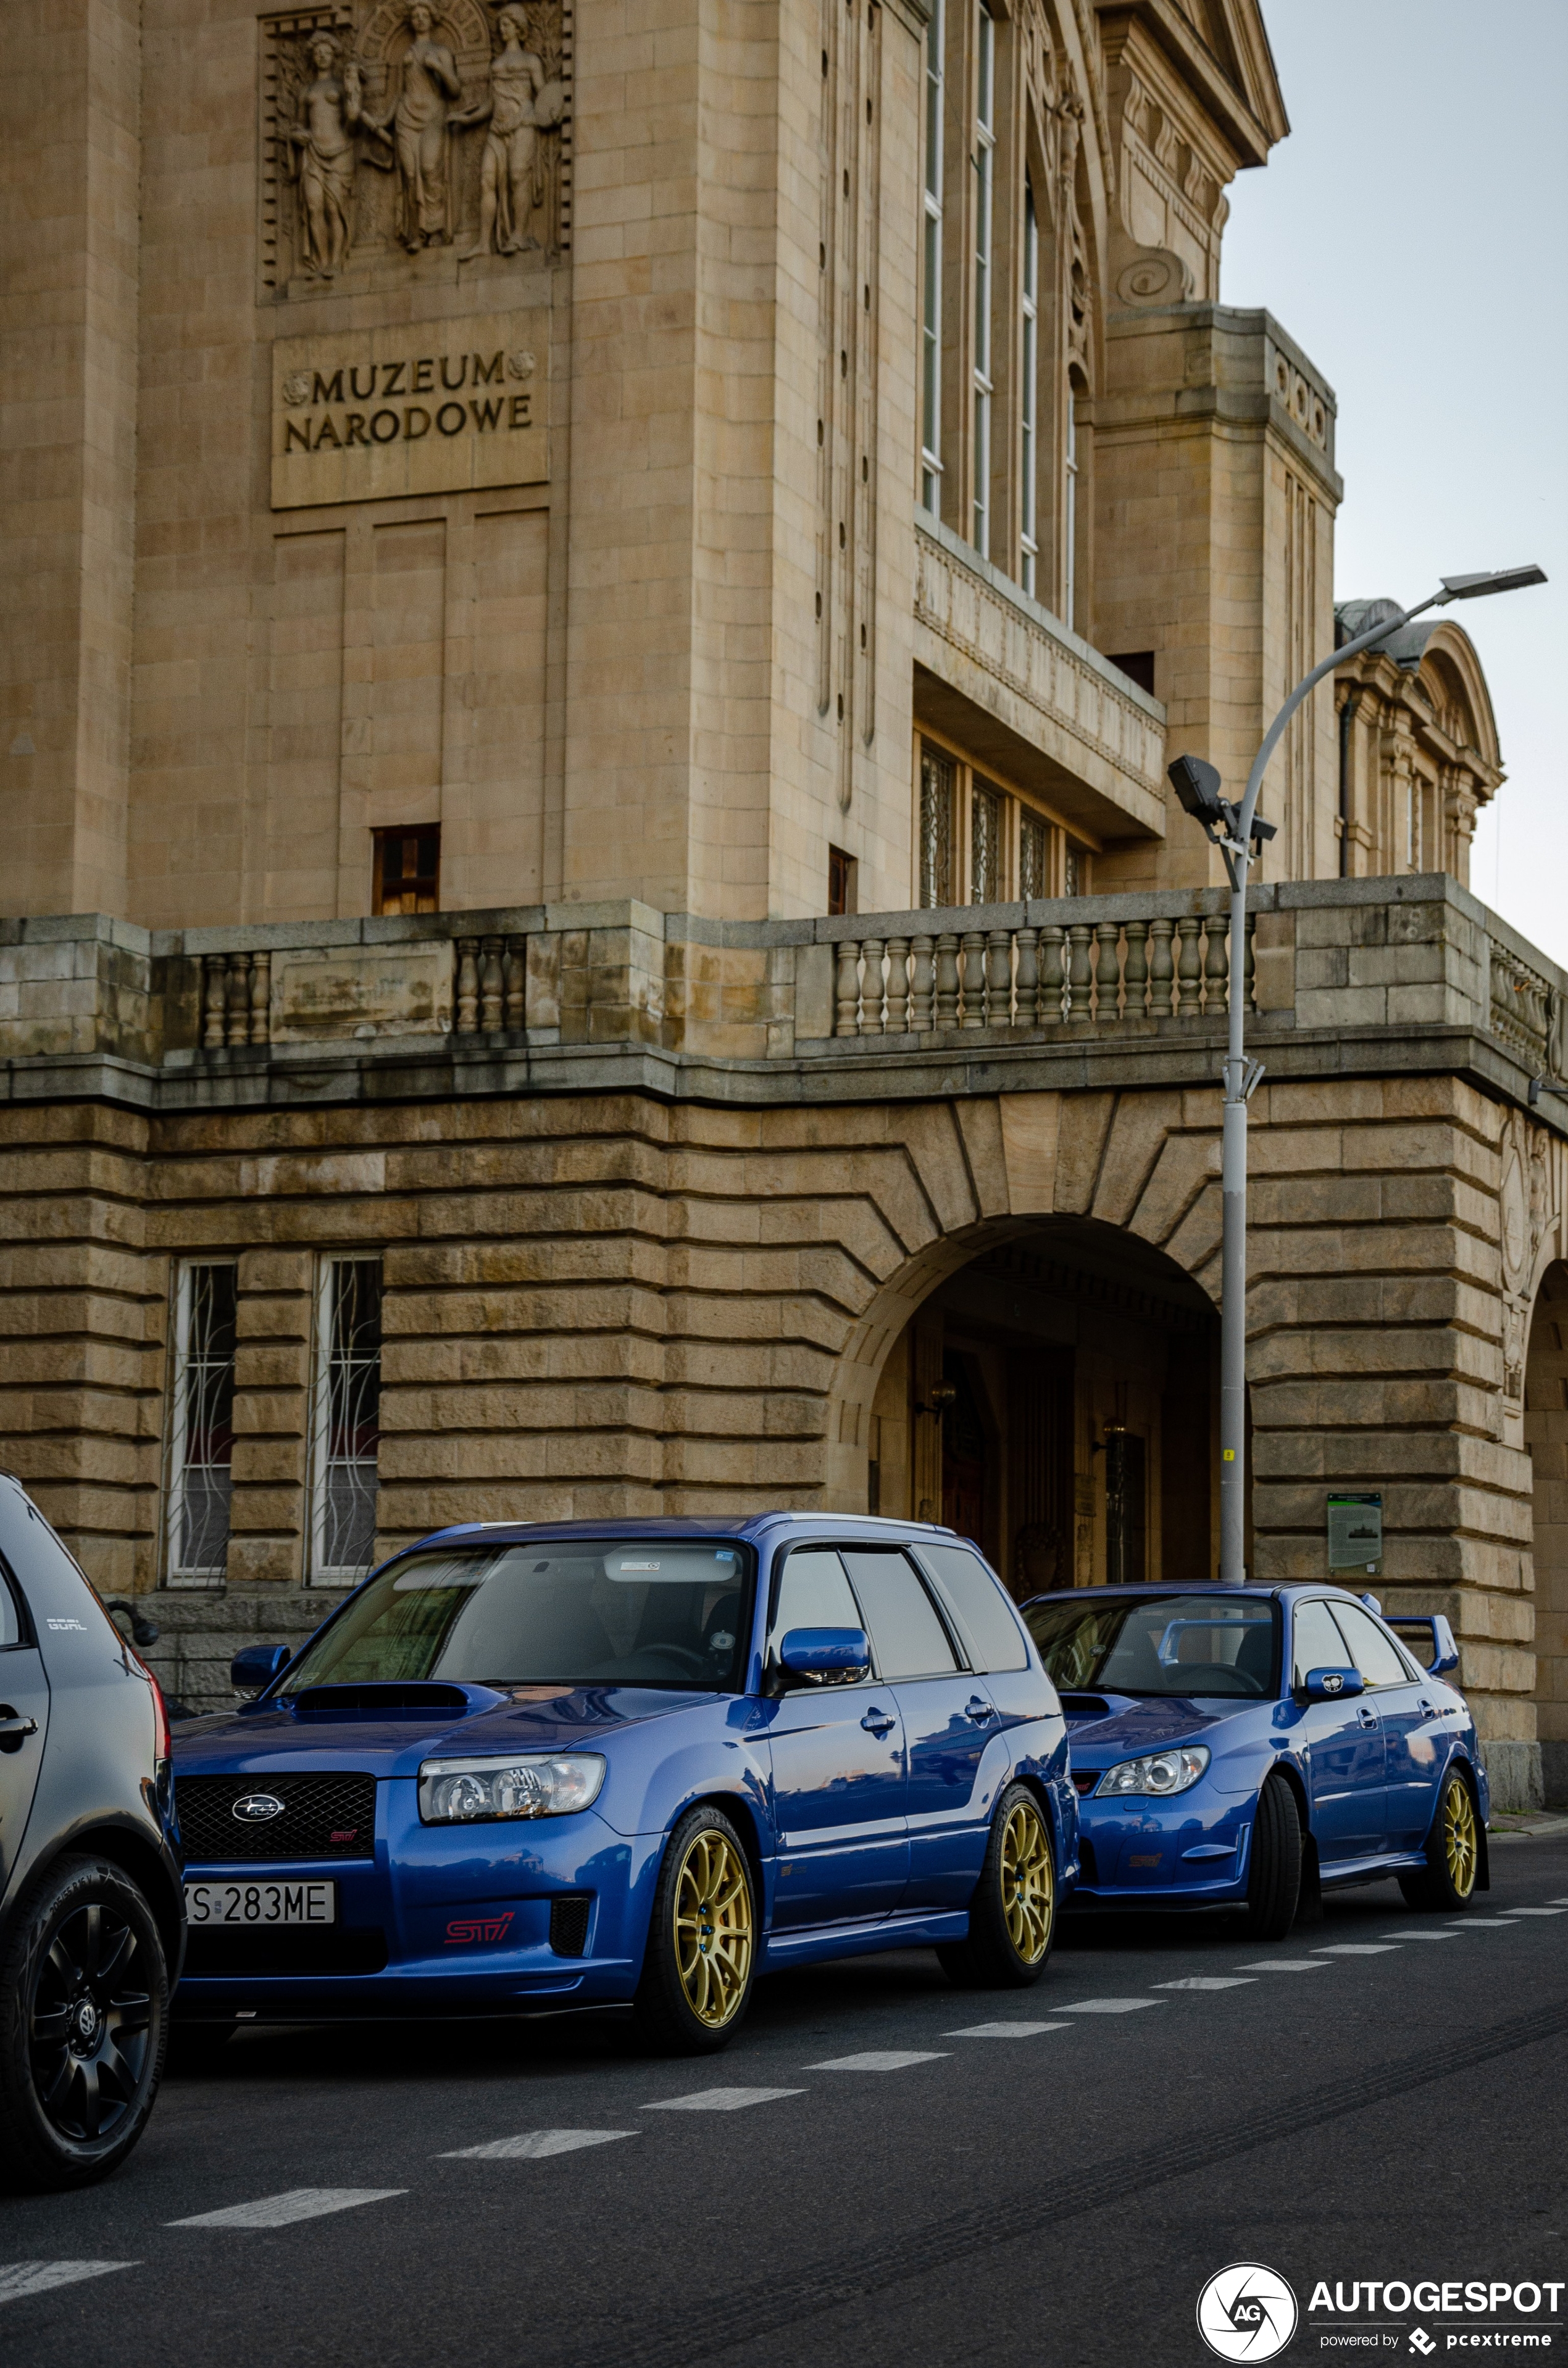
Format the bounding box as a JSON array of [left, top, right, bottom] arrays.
[[4, 1838, 1567, 2368]]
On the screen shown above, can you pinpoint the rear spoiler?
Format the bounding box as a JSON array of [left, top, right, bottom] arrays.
[[1383, 1612, 1459, 1677]]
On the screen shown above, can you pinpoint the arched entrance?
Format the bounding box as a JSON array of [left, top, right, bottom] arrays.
[[830, 1214, 1219, 1599], [1525, 1261, 1568, 1808]]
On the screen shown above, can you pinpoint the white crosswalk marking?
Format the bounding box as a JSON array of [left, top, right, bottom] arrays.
[[806, 2050, 949, 2071], [946, 2023, 1069, 2038], [169, 2189, 406, 2230], [1380, 1931, 1456, 1940], [1314, 1945, 1401, 1956], [1058, 1998, 1164, 2014], [641, 2088, 803, 2113], [1503, 1907, 1566, 1916], [1237, 1959, 1330, 1972], [440, 2130, 638, 2161], [1153, 1977, 1257, 1991], [1443, 1920, 1519, 1930], [0, 2262, 136, 2306]]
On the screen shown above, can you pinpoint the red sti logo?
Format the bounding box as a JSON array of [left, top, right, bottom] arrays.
[[445, 1912, 515, 1946], [330, 1830, 358, 1843]]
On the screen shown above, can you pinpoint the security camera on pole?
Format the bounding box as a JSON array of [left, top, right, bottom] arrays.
[[1167, 564, 1548, 1587]]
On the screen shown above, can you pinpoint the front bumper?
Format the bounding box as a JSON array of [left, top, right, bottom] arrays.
[[174, 1794, 662, 2020], [1066, 1781, 1254, 1910]]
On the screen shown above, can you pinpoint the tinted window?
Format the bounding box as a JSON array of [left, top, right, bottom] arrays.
[[774, 1548, 861, 1639], [1025, 1592, 1277, 1699], [1328, 1599, 1413, 1689], [1291, 1597, 1357, 1687], [283, 1540, 753, 1691], [841, 1550, 957, 1680], [0, 1566, 19, 1648], [919, 1543, 1027, 1671]]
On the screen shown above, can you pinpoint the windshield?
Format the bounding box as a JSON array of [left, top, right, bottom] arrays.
[[282, 1541, 755, 1693], [1022, 1592, 1279, 1700]]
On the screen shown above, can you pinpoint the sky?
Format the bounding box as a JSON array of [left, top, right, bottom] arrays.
[[1220, 0, 1568, 964]]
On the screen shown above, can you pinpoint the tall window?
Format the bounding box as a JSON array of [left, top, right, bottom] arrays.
[[166, 1263, 237, 1586], [311, 1256, 383, 1584], [970, 778, 1003, 903], [374, 826, 440, 916], [919, 742, 956, 908], [970, 1, 995, 557], [1019, 809, 1048, 900], [920, 0, 945, 512], [1020, 183, 1039, 597], [1063, 385, 1079, 630]]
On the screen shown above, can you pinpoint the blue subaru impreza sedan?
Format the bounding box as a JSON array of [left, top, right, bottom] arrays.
[[1019, 1583, 1488, 1939], [172, 1517, 1076, 2050]]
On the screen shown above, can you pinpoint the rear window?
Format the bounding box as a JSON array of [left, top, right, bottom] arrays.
[[917, 1544, 1028, 1671]]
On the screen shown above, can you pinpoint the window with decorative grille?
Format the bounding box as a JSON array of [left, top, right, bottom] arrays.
[[165, 1263, 238, 1585], [970, 777, 1003, 903], [919, 743, 956, 907], [311, 1256, 383, 1584], [1019, 809, 1048, 900]]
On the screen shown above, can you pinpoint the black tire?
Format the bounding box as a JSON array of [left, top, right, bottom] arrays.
[[631, 1806, 757, 2056], [1245, 1774, 1303, 1942], [0, 1854, 169, 2193], [1398, 1767, 1481, 1913], [938, 1783, 1057, 1989]]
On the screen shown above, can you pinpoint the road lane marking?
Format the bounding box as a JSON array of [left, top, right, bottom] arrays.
[[806, 2051, 949, 2071], [0, 2263, 136, 2306], [169, 2190, 406, 2230], [945, 2023, 1070, 2038], [1057, 1999, 1164, 2014], [1236, 1960, 1330, 1972], [1380, 1931, 1457, 1940], [1443, 1919, 1520, 1929], [642, 2088, 803, 2112], [1502, 1907, 1567, 1916], [440, 2131, 638, 2161], [1314, 1945, 1401, 1956], [1153, 1977, 1257, 1991]]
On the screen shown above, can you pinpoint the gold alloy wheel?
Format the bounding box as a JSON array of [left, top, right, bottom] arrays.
[[673, 1828, 753, 2028], [1001, 1797, 1054, 1965], [1443, 1774, 1478, 1899]]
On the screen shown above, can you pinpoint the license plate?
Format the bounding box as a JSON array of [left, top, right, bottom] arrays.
[[184, 1880, 336, 1928]]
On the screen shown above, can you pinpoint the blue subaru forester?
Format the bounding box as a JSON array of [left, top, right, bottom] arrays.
[[172, 1517, 1077, 2051]]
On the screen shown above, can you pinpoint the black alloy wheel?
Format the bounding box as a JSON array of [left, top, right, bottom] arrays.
[[0, 1854, 169, 2191], [1244, 1772, 1303, 1941]]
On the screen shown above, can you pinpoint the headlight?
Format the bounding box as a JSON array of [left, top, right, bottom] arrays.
[[418, 1753, 606, 1825], [1095, 1747, 1210, 1798]]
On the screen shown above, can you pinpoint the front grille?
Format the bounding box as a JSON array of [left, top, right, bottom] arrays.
[[549, 1895, 591, 1957], [184, 1927, 388, 1977], [177, 1773, 378, 1862]]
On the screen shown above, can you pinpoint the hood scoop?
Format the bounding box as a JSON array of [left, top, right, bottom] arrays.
[[1060, 1692, 1112, 1721], [289, 1681, 478, 1718]]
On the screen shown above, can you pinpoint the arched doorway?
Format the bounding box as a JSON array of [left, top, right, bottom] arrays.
[[841, 1215, 1219, 1599], [1525, 1261, 1568, 1808]]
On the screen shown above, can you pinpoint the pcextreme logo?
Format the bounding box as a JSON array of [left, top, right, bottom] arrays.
[[1198, 2264, 1300, 2361]]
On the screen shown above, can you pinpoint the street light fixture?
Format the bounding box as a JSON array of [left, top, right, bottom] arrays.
[[1169, 561, 1548, 1586]]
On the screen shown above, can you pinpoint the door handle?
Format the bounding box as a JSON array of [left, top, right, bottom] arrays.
[[1357, 1707, 1379, 1729], [965, 1697, 995, 1724], [1417, 1698, 1435, 1719], [861, 1710, 895, 1737], [0, 1710, 38, 1754]]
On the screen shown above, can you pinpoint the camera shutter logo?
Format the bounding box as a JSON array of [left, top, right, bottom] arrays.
[[1197, 2264, 1298, 2362]]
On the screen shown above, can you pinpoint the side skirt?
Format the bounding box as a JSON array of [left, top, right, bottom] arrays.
[[761, 1910, 969, 1971]]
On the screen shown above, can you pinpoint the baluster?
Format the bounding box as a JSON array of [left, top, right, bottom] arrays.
[[1065, 923, 1095, 1025], [202, 955, 227, 1048], [909, 935, 935, 1031], [885, 936, 910, 1032], [859, 937, 886, 1035], [835, 939, 862, 1036], [225, 952, 251, 1047], [478, 935, 504, 1032], [1203, 912, 1229, 1016], [960, 930, 986, 1028], [1122, 921, 1148, 1021], [1014, 927, 1039, 1027], [503, 937, 525, 1031], [986, 928, 1012, 1026], [1148, 918, 1175, 1018], [1095, 923, 1123, 1026], [1175, 916, 1203, 1017], [249, 950, 270, 1045], [456, 940, 479, 1032], [1244, 911, 1257, 1013], [1038, 926, 1065, 1026], [934, 932, 960, 1028]]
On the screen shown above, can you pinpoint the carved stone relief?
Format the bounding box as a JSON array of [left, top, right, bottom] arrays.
[[1498, 1106, 1565, 1447], [261, 2, 570, 298]]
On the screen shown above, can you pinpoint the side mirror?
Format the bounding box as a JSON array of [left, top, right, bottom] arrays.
[[1301, 1665, 1364, 1702], [231, 1643, 291, 1701], [779, 1628, 870, 1686]]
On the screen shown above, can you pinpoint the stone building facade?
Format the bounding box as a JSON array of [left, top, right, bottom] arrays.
[[2, 1, 1562, 1806]]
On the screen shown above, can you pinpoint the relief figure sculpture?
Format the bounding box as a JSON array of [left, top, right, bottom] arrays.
[[465, 7, 546, 255], [369, 2, 467, 249], [287, 35, 382, 277]]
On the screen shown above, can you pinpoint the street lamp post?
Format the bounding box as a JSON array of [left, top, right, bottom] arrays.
[[1168, 564, 1548, 1586]]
